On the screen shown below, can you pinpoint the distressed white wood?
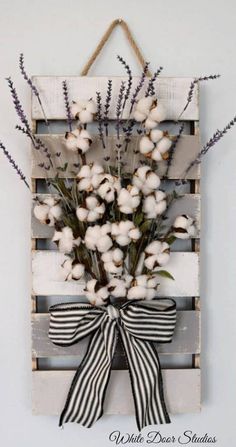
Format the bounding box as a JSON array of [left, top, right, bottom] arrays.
[[31, 134, 200, 179], [32, 77, 199, 121], [32, 251, 199, 297], [32, 310, 200, 358], [32, 369, 201, 415], [32, 193, 200, 239]]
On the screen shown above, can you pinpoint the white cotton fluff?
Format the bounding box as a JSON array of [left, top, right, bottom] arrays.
[[76, 196, 105, 222], [111, 221, 141, 246], [139, 136, 155, 155], [133, 97, 154, 122], [108, 278, 127, 298], [60, 259, 85, 281], [145, 103, 166, 129], [102, 248, 124, 274], [71, 99, 97, 124], [34, 197, 62, 227], [143, 190, 167, 218], [151, 136, 172, 162], [77, 164, 104, 192], [85, 279, 109, 306], [118, 186, 140, 214], [96, 174, 121, 203], [52, 227, 81, 254], [173, 215, 195, 239], [144, 240, 170, 270], [65, 128, 92, 153], [133, 165, 160, 195], [84, 224, 113, 253], [150, 129, 164, 143], [127, 274, 159, 300]]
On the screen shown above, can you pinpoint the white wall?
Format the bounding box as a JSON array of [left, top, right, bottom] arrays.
[[0, 0, 236, 445]]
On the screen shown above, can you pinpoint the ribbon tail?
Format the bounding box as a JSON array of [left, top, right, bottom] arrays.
[[59, 318, 117, 428], [119, 326, 170, 431]]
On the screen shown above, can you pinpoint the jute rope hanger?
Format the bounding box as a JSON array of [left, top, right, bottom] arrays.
[[81, 18, 152, 77]]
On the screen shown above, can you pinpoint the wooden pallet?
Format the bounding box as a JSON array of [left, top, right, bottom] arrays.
[[31, 76, 201, 417]]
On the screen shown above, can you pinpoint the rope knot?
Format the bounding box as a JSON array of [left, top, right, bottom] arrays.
[[106, 304, 120, 320]]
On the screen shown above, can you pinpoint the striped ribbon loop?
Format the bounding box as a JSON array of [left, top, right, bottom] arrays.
[[48, 299, 176, 431]]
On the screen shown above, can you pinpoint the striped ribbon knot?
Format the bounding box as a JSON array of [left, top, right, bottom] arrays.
[[48, 299, 176, 431]]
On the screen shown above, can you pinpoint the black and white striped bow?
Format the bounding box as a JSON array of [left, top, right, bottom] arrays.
[[48, 299, 176, 431]]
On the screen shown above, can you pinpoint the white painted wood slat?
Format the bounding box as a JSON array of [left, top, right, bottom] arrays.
[[32, 369, 201, 415], [32, 251, 199, 297], [31, 76, 199, 121], [32, 193, 200, 239], [32, 310, 200, 357], [31, 134, 200, 179]]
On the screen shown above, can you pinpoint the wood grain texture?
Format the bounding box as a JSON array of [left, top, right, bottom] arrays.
[[32, 251, 199, 297], [32, 310, 200, 358], [32, 369, 201, 415], [31, 76, 199, 121], [32, 193, 200, 239], [31, 134, 200, 179]]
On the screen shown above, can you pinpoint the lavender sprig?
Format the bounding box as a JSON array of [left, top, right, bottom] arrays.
[[96, 91, 105, 149], [165, 124, 184, 178], [145, 66, 163, 97], [0, 141, 30, 189], [104, 80, 112, 137], [184, 116, 236, 176], [117, 56, 132, 112], [15, 125, 53, 168], [62, 80, 73, 131], [116, 81, 126, 139], [19, 53, 49, 127], [130, 62, 150, 113], [181, 74, 221, 117], [6, 77, 31, 133]]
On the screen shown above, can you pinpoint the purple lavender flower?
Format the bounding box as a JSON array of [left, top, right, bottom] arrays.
[[0, 140, 30, 189], [62, 80, 73, 131]]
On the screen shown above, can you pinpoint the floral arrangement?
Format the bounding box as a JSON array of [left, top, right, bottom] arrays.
[[1, 55, 236, 307]]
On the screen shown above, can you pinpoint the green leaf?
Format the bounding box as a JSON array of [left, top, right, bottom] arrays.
[[140, 219, 152, 233], [134, 212, 144, 227], [166, 235, 176, 245], [156, 270, 175, 280]]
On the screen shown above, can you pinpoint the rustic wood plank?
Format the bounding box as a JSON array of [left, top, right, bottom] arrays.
[[31, 134, 200, 179], [32, 369, 200, 415], [32, 310, 200, 358], [32, 193, 200, 239], [31, 77, 199, 121], [32, 251, 199, 297]]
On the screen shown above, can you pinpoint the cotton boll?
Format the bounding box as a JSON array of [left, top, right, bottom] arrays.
[[133, 166, 160, 195], [77, 164, 104, 192], [71, 99, 97, 123], [34, 204, 49, 222], [145, 240, 170, 269], [145, 172, 161, 190], [85, 279, 109, 306], [108, 278, 127, 298], [72, 263, 85, 279], [129, 228, 141, 241], [156, 136, 172, 154], [137, 97, 154, 113], [147, 276, 159, 288], [143, 190, 167, 218], [79, 109, 94, 123], [86, 100, 97, 114], [133, 110, 147, 122], [76, 207, 88, 222], [113, 248, 123, 263], [173, 214, 195, 239], [127, 285, 147, 300], [96, 235, 113, 253], [144, 255, 157, 271], [149, 103, 166, 123], [118, 186, 140, 214], [150, 129, 164, 143], [146, 288, 156, 300], [139, 135, 155, 155], [145, 118, 159, 130], [115, 235, 130, 246], [145, 240, 163, 255]]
